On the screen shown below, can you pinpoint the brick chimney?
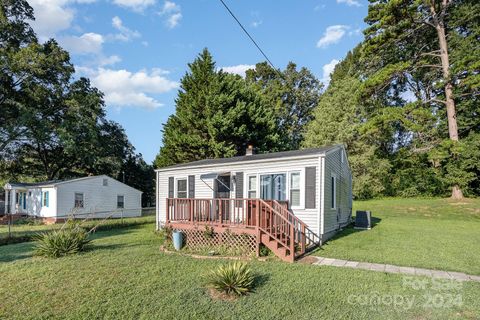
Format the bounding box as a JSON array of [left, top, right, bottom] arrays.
[[246, 144, 254, 156]]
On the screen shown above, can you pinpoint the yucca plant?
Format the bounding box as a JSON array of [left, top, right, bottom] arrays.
[[34, 226, 91, 258], [207, 262, 255, 296]]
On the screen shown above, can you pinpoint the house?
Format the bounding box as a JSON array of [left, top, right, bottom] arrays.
[[155, 145, 352, 262], [3, 175, 142, 223]]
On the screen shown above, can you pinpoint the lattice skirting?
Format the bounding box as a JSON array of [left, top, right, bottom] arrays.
[[177, 228, 257, 256]]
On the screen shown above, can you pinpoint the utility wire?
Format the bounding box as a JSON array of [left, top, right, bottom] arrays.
[[217, 0, 278, 71]]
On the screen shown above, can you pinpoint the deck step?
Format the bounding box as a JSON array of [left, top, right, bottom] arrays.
[[259, 230, 294, 263]]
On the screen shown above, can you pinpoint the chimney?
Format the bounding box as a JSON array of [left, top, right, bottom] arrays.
[[246, 144, 255, 156]]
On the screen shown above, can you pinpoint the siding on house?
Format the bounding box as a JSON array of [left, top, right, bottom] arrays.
[[157, 156, 322, 235], [23, 187, 57, 217], [322, 148, 352, 234], [56, 176, 142, 218]]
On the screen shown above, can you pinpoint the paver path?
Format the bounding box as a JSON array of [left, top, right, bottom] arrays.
[[310, 256, 480, 282]]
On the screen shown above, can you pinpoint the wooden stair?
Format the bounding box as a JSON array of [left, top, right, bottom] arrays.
[[256, 199, 320, 262], [259, 230, 294, 262]]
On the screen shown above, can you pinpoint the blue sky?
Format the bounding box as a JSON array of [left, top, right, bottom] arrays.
[[28, 0, 368, 163]]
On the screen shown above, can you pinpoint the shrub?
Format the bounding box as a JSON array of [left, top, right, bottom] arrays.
[[162, 225, 173, 242], [207, 262, 255, 296], [203, 225, 214, 239], [34, 227, 91, 258]]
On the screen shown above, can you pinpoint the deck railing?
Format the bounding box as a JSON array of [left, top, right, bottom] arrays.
[[166, 198, 319, 259], [166, 198, 261, 228]]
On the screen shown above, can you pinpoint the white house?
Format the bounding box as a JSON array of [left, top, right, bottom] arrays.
[[3, 175, 142, 223], [155, 145, 352, 261]]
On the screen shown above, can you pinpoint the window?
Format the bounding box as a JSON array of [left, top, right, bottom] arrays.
[[117, 195, 124, 208], [331, 174, 337, 209], [74, 193, 84, 208], [103, 178, 108, 186], [290, 172, 301, 207], [43, 191, 49, 207], [247, 176, 257, 198], [260, 174, 286, 201], [177, 179, 187, 198]]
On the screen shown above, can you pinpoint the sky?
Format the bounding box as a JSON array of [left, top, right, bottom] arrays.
[[27, 0, 369, 163]]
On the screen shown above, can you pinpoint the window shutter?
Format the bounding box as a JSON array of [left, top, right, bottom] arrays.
[[305, 167, 316, 209], [46, 191, 49, 207], [188, 175, 195, 198], [168, 177, 174, 198], [235, 172, 244, 207]]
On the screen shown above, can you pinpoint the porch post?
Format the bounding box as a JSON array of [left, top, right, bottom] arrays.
[[3, 189, 7, 214], [10, 190, 16, 214]]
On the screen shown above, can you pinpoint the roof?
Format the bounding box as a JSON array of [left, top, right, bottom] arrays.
[[5, 175, 142, 193], [156, 145, 340, 171]]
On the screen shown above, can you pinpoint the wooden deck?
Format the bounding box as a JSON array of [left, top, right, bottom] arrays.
[[165, 198, 319, 262]]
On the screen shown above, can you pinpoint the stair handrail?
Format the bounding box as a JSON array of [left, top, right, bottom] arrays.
[[272, 200, 320, 250], [257, 199, 295, 254]]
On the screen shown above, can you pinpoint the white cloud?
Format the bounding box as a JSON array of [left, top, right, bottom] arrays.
[[112, 0, 155, 12], [98, 55, 122, 66], [336, 0, 362, 7], [321, 59, 340, 85], [166, 12, 182, 29], [221, 65, 256, 77], [60, 32, 104, 54], [159, 1, 182, 29], [111, 16, 141, 41], [86, 68, 179, 109], [28, 0, 75, 39], [316, 25, 349, 48]]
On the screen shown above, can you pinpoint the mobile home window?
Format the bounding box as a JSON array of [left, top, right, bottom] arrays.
[[103, 178, 108, 186], [117, 195, 124, 208], [260, 174, 286, 201], [247, 176, 257, 198], [290, 172, 301, 207], [331, 175, 337, 209], [177, 179, 187, 198], [74, 193, 84, 208], [43, 191, 49, 207]]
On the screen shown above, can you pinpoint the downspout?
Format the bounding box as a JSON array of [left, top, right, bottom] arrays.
[[319, 156, 325, 245]]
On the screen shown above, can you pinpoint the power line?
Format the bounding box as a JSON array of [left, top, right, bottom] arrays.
[[217, 0, 278, 71]]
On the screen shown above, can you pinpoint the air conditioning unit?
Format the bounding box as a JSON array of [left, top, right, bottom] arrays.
[[354, 210, 371, 230]]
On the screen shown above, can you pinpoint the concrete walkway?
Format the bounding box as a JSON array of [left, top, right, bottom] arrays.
[[310, 256, 480, 282]]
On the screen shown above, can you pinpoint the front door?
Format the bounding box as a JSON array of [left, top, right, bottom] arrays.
[[215, 175, 231, 221]]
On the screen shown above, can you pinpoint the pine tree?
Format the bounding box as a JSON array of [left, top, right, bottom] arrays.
[[154, 49, 280, 168]]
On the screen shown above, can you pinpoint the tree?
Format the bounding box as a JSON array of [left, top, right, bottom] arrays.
[[246, 62, 322, 150], [0, 0, 153, 201], [303, 57, 391, 199], [155, 49, 280, 167], [363, 0, 480, 198]]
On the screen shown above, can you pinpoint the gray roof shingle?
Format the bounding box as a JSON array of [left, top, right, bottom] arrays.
[[156, 145, 339, 171]]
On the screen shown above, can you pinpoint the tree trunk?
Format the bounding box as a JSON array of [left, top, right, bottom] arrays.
[[430, 1, 463, 199]]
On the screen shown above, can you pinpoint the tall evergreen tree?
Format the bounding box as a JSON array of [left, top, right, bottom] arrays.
[[246, 62, 322, 150], [154, 49, 280, 167], [363, 0, 480, 198]]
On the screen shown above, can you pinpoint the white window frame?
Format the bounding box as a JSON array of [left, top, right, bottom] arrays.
[[74, 192, 84, 208], [331, 173, 337, 210], [176, 178, 188, 198], [247, 175, 257, 199], [289, 171, 302, 209], [244, 169, 306, 209], [117, 194, 125, 208]]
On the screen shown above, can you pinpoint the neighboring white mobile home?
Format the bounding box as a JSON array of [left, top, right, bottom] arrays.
[[3, 175, 142, 223], [155, 145, 353, 256]]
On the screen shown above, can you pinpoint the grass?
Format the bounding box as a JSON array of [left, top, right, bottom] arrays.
[[0, 215, 155, 245], [314, 198, 480, 275], [0, 219, 479, 319]]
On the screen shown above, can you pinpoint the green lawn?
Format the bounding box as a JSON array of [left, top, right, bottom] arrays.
[[1, 220, 479, 319], [314, 198, 480, 275], [0, 215, 155, 243]]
